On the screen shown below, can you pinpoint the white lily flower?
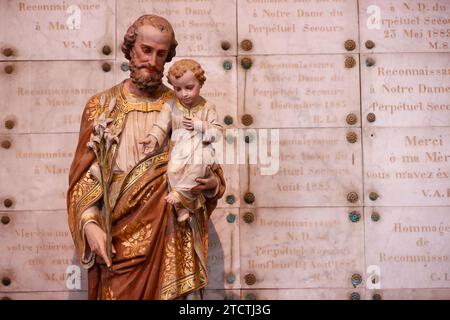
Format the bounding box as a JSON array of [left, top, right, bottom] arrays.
[[108, 97, 117, 113], [87, 133, 101, 151], [104, 126, 120, 151], [99, 94, 106, 108], [93, 112, 114, 135]]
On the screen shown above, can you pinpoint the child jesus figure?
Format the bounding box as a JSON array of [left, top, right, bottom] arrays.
[[140, 59, 222, 222]]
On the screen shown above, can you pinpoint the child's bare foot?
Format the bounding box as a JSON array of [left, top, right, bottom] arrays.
[[165, 193, 180, 205], [165, 193, 190, 222], [177, 208, 190, 222]]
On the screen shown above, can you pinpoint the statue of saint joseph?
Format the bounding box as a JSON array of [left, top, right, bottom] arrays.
[[67, 14, 225, 300]]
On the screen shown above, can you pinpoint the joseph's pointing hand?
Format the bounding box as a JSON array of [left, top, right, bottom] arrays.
[[85, 222, 116, 268]]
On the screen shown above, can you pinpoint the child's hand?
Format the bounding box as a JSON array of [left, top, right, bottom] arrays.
[[182, 115, 194, 130], [182, 115, 205, 132], [139, 135, 158, 155]]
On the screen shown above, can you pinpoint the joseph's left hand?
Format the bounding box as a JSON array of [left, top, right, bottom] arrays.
[[191, 166, 217, 195]]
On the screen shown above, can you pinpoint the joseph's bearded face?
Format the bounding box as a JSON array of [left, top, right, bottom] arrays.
[[129, 25, 172, 92]]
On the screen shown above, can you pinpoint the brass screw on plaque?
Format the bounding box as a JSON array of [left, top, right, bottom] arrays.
[[244, 192, 255, 204], [346, 131, 358, 143], [369, 192, 379, 201], [4, 120, 15, 130], [224, 293, 239, 300], [226, 195, 235, 205], [1, 277, 11, 287], [244, 273, 256, 286], [241, 57, 253, 70], [351, 273, 362, 287], [1, 216, 10, 225], [1, 140, 11, 149], [102, 62, 111, 72], [102, 45, 112, 55], [345, 56, 356, 68], [241, 39, 253, 51], [373, 293, 382, 300], [371, 212, 380, 222], [4, 65, 13, 74], [366, 57, 376, 67], [245, 293, 257, 300], [344, 40, 356, 51], [225, 273, 236, 284], [244, 134, 254, 144], [226, 213, 236, 223], [347, 192, 359, 203], [120, 62, 129, 72], [365, 40, 376, 49], [350, 292, 361, 300], [223, 115, 233, 125], [221, 41, 231, 51], [3, 199, 13, 208], [346, 113, 357, 125], [367, 113, 376, 123], [348, 211, 361, 223], [2, 48, 13, 57], [223, 60, 233, 71], [241, 114, 253, 126], [243, 212, 255, 224]]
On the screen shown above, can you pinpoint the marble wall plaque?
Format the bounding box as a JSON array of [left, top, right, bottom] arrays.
[[240, 128, 362, 207], [0, 0, 115, 60], [117, 0, 236, 57], [240, 208, 364, 289], [237, 55, 360, 128], [0, 133, 77, 211], [0, 61, 115, 134], [363, 127, 450, 206], [241, 289, 365, 300], [361, 53, 450, 127], [207, 209, 240, 290], [365, 207, 450, 289], [0, 211, 87, 292], [360, 0, 450, 53], [238, 0, 359, 54]]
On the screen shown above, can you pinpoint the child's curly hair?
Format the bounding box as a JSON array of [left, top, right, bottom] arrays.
[[167, 59, 206, 86]]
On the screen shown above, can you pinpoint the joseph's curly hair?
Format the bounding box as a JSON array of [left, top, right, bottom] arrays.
[[167, 59, 206, 86], [121, 15, 178, 62]]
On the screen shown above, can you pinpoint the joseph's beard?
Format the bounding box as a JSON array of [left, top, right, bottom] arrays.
[[129, 60, 164, 92]]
